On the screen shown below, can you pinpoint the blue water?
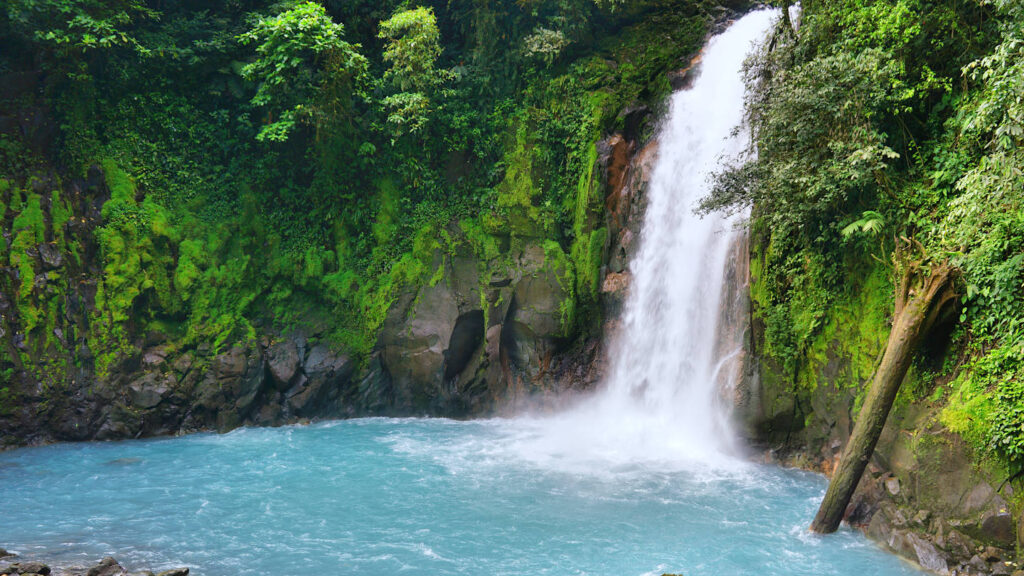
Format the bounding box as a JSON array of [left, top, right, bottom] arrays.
[[0, 418, 921, 575]]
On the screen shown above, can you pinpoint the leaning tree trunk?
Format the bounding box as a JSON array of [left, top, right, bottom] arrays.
[[810, 245, 957, 534]]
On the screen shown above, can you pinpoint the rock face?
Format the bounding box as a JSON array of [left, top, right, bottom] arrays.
[[0, 138, 641, 447], [735, 245, 1023, 573], [375, 238, 576, 415], [0, 64, 654, 451]]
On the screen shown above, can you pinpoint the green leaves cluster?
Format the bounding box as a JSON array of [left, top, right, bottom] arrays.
[[239, 2, 368, 141], [4, 0, 156, 58], [718, 0, 1023, 470]]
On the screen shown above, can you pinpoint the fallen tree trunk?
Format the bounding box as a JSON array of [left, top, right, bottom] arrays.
[[810, 245, 957, 534]]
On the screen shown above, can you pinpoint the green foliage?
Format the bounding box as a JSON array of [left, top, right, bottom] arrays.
[[841, 210, 885, 238], [729, 0, 1024, 472], [0, 0, 719, 388], [378, 7, 443, 94], [239, 1, 368, 141], [10, 192, 45, 302], [377, 7, 448, 137], [4, 0, 156, 59]]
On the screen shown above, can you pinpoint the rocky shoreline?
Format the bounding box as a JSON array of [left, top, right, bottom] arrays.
[[0, 552, 187, 576]]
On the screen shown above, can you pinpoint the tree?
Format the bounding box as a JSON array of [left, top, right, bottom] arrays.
[[377, 6, 448, 137], [810, 241, 958, 533], [3, 0, 157, 62], [239, 2, 368, 142]]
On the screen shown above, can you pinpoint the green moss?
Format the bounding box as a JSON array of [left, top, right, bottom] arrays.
[[495, 123, 549, 236], [50, 189, 72, 247], [373, 178, 399, 245], [459, 218, 501, 262], [542, 239, 576, 336], [941, 339, 1024, 464]]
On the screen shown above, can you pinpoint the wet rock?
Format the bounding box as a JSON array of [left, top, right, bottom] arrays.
[[444, 310, 485, 382], [127, 373, 168, 409], [967, 554, 991, 572], [172, 353, 193, 376], [942, 529, 975, 559], [991, 562, 1014, 575], [906, 533, 947, 574], [36, 243, 62, 270], [86, 557, 126, 576], [212, 346, 246, 381], [980, 510, 1015, 547], [9, 562, 51, 575], [982, 545, 1004, 562], [266, 340, 300, 389], [234, 348, 267, 415], [142, 348, 167, 368], [379, 253, 461, 411], [962, 482, 995, 515], [155, 569, 189, 576], [0, 549, 11, 559]]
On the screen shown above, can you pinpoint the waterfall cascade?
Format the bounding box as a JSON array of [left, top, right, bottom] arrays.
[[510, 9, 778, 471]]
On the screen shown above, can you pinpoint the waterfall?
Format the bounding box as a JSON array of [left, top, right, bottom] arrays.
[[510, 9, 777, 472]]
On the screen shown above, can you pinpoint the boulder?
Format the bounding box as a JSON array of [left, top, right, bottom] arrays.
[[8, 562, 50, 575], [155, 569, 189, 576], [172, 353, 193, 376], [905, 533, 948, 574], [86, 557, 126, 576], [379, 267, 460, 411], [979, 509, 1015, 547], [266, 340, 300, 389], [36, 242, 62, 269], [127, 373, 169, 409], [212, 346, 246, 381], [141, 348, 167, 368]]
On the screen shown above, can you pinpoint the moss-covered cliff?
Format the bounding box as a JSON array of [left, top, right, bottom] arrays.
[[724, 1, 1024, 571], [0, 0, 755, 445]]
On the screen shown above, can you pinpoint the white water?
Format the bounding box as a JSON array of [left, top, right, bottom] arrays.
[[508, 10, 777, 472]]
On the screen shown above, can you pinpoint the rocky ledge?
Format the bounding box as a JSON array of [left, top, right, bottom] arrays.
[[0, 553, 187, 576]]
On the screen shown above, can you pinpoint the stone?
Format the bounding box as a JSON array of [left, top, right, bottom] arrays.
[[155, 569, 189, 576], [36, 242, 62, 269], [962, 482, 996, 514], [967, 554, 989, 572], [127, 373, 169, 409], [0, 549, 11, 558], [172, 353, 194, 376], [86, 557, 126, 576], [142, 348, 167, 367], [885, 476, 901, 496], [11, 562, 50, 575], [266, 340, 300, 389], [212, 346, 246, 380], [980, 510, 1015, 546], [906, 533, 948, 574], [943, 529, 975, 559], [913, 510, 931, 526], [601, 271, 630, 295], [991, 562, 1014, 576], [983, 546, 1004, 562]]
